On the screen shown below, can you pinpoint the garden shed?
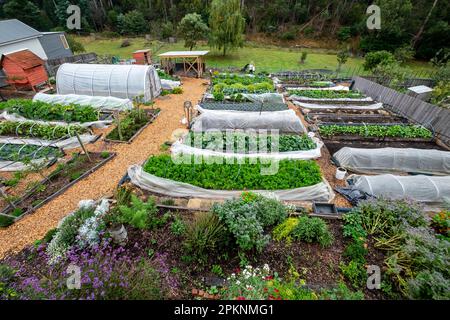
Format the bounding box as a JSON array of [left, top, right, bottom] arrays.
[[56, 63, 162, 102], [159, 51, 208, 78], [0, 49, 49, 91]]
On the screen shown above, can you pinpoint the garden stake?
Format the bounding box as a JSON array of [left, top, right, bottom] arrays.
[[75, 132, 92, 162]]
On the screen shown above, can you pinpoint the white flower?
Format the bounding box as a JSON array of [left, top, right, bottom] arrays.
[[235, 280, 241, 285], [263, 264, 270, 272]]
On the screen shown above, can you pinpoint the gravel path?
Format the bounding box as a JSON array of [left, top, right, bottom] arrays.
[[0, 77, 208, 259]]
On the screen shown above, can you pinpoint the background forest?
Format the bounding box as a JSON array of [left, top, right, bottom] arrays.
[[0, 0, 449, 61]]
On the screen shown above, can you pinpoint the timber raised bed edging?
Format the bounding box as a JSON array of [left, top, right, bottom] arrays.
[[0, 152, 116, 226], [104, 109, 161, 144]]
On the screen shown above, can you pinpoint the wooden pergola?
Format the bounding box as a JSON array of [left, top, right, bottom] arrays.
[[158, 51, 209, 78]]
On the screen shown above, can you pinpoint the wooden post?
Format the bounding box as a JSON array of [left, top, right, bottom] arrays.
[[114, 111, 123, 141], [75, 132, 92, 162]]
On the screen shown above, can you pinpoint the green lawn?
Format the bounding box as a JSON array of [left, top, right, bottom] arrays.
[[75, 36, 435, 75]]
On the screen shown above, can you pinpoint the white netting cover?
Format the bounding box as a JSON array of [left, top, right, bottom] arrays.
[[334, 147, 450, 175], [191, 108, 306, 133], [171, 134, 323, 160], [289, 95, 373, 102], [33, 93, 133, 112], [285, 85, 349, 91], [242, 93, 285, 104], [127, 164, 334, 202], [348, 174, 450, 203], [293, 101, 383, 110], [0, 135, 99, 150], [161, 79, 181, 90], [56, 63, 162, 102]]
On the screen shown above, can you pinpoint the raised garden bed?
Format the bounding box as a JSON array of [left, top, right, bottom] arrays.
[[0, 143, 63, 162], [306, 113, 409, 124], [183, 132, 317, 153], [319, 124, 433, 140], [323, 139, 444, 155], [0, 121, 89, 140], [288, 90, 365, 99], [199, 102, 288, 112], [143, 154, 322, 190], [105, 108, 160, 144], [0, 152, 116, 227]]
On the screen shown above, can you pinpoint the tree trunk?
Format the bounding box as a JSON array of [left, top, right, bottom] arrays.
[[412, 0, 439, 48]]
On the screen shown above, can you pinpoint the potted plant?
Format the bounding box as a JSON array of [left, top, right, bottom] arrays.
[[104, 208, 128, 246]]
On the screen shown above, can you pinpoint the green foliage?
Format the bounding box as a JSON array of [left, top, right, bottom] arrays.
[[157, 70, 179, 81], [143, 155, 322, 190], [178, 13, 209, 50], [0, 144, 62, 162], [212, 193, 287, 252], [116, 10, 148, 35], [43, 228, 58, 243], [337, 27, 352, 42], [363, 50, 396, 71], [319, 124, 433, 139], [343, 198, 449, 299], [289, 90, 364, 99], [209, 0, 245, 56], [0, 121, 87, 140], [0, 99, 98, 123], [66, 35, 85, 53], [106, 108, 157, 141], [185, 132, 316, 153], [431, 81, 450, 109], [339, 260, 366, 289], [394, 46, 414, 64], [118, 195, 161, 229], [343, 241, 368, 263], [170, 217, 186, 236], [319, 281, 364, 300], [291, 216, 334, 247], [211, 264, 224, 277], [272, 218, 299, 243], [337, 49, 349, 72], [171, 87, 183, 94], [100, 151, 110, 159], [183, 212, 230, 264], [431, 211, 450, 241]]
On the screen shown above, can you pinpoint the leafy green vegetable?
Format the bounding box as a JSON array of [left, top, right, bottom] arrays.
[[319, 124, 433, 139], [185, 132, 316, 153], [0, 144, 62, 161], [143, 154, 322, 190], [0, 99, 99, 123], [289, 90, 364, 99], [0, 121, 87, 140]]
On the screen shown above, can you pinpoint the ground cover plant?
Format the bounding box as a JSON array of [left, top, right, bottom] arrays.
[[319, 124, 433, 139], [0, 99, 99, 123], [211, 73, 275, 99], [143, 154, 322, 190], [106, 108, 160, 142], [288, 90, 365, 99], [0, 144, 62, 162], [0, 121, 88, 140], [157, 70, 179, 81], [184, 132, 316, 153], [342, 199, 450, 299]]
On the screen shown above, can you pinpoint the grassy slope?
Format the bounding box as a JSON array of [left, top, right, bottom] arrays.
[[75, 36, 435, 74]]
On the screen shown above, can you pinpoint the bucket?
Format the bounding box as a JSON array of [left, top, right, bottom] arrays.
[[109, 224, 128, 246], [335, 167, 347, 180]]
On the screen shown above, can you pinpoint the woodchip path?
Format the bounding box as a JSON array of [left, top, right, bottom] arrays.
[[0, 77, 208, 259]]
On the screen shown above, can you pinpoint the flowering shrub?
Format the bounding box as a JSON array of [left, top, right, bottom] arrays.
[[221, 265, 318, 300], [4, 239, 174, 300], [212, 193, 288, 252]]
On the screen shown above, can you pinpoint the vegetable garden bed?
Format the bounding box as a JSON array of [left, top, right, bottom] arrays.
[[0, 152, 116, 227], [0, 121, 89, 140], [105, 108, 160, 143], [199, 102, 288, 112], [288, 90, 364, 100], [142, 155, 322, 191], [319, 124, 433, 140], [0, 143, 63, 162], [306, 113, 409, 124]]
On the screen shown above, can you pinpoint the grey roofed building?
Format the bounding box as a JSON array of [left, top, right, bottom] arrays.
[[0, 19, 42, 46]]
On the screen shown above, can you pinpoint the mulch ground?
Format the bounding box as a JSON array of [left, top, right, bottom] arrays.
[[0, 77, 209, 259]]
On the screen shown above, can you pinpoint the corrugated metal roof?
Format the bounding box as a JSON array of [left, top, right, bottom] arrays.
[[1, 49, 44, 69], [159, 51, 209, 57], [0, 19, 41, 45]]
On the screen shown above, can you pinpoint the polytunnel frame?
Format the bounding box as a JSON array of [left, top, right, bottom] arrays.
[[56, 64, 159, 102]]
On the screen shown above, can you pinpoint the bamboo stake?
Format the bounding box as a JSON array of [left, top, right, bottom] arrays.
[[75, 132, 92, 162]]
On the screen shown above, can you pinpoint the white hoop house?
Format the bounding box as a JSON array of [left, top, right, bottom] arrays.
[[348, 174, 450, 203], [334, 147, 450, 175], [56, 63, 162, 102]]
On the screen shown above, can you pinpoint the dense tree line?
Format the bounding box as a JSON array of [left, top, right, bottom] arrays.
[[0, 0, 448, 59]]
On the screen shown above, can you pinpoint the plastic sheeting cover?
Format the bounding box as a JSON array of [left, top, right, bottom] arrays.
[[56, 63, 162, 102], [128, 164, 335, 202], [293, 101, 383, 110], [33, 93, 133, 112], [161, 79, 181, 90], [289, 95, 373, 102], [171, 135, 323, 160], [192, 108, 306, 133], [334, 147, 450, 175], [285, 85, 349, 91], [0, 135, 99, 150], [348, 174, 450, 203]]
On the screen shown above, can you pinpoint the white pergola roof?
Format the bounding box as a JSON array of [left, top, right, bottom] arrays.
[[158, 51, 209, 58]]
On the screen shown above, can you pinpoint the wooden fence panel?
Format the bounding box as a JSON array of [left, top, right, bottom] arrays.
[[353, 76, 450, 147]]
